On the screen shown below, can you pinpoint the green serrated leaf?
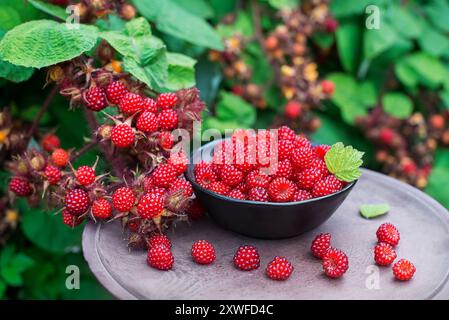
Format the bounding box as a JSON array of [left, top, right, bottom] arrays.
[[325, 142, 364, 182], [360, 203, 390, 219], [27, 0, 68, 20], [0, 58, 34, 82], [164, 52, 196, 91], [216, 91, 256, 127], [382, 92, 413, 119], [0, 20, 98, 68]]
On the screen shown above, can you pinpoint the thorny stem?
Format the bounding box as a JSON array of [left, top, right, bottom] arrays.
[[27, 85, 59, 138], [70, 140, 98, 162]]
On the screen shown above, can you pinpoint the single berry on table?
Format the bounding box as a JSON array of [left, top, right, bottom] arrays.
[[392, 259, 415, 281], [147, 245, 174, 271], [233, 245, 260, 271], [311, 233, 331, 259], [148, 233, 172, 249], [322, 248, 349, 278], [374, 242, 397, 266], [191, 240, 216, 265], [376, 223, 400, 247], [266, 256, 293, 280]]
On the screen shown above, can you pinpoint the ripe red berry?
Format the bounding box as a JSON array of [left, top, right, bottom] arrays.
[[191, 240, 215, 265], [296, 167, 325, 190], [65, 189, 90, 216], [156, 92, 178, 109], [158, 109, 179, 130], [194, 165, 218, 188], [312, 175, 343, 197], [278, 139, 293, 160], [321, 80, 335, 95], [151, 164, 178, 188], [142, 98, 157, 113], [111, 124, 135, 148], [147, 245, 174, 270], [75, 165, 96, 186], [293, 135, 312, 149], [84, 87, 108, 111], [227, 189, 246, 200], [379, 128, 395, 146], [44, 165, 62, 185], [246, 169, 271, 189], [147, 233, 171, 249], [137, 193, 164, 219], [220, 164, 243, 187], [291, 146, 315, 169], [9, 177, 32, 197], [292, 189, 312, 201], [158, 131, 174, 150], [248, 187, 269, 202], [233, 245, 260, 271], [62, 209, 84, 228], [92, 198, 112, 219], [277, 126, 296, 141], [392, 259, 416, 281], [106, 81, 128, 105], [167, 151, 188, 175], [376, 223, 400, 247], [374, 242, 397, 266], [266, 256, 293, 280], [136, 111, 159, 133], [41, 134, 60, 152], [112, 187, 136, 212], [119, 92, 144, 114], [208, 181, 231, 195], [284, 101, 302, 119], [168, 178, 193, 197], [322, 248, 349, 278], [315, 144, 331, 160], [51, 148, 69, 167], [311, 233, 331, 259], [324, 17, 339, 33], [311, 157, 329, 174], [268, 177, 296, 202]]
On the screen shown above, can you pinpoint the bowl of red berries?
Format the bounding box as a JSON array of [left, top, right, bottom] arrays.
[[186, 126, 363, 239]]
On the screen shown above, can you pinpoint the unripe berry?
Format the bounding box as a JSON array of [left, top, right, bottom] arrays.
[[51, 148, 69, 167]]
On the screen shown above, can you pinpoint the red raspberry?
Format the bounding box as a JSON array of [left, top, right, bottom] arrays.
[[266, 256, 293, 280], [186, 198, 205, 220], [293, 135, 312, 149], [277, 126, 295, 141], [84, 87, 108, 111], [136, 111, 159, 133], [157, 92, 178, 109], [322, 248, 349, 278], [147, 245, 174, 270], [235, 181, 249, 193], [106, 81, 128, 105], [292, 146, 315, 169], [220, 164, 243, 187], [167, 151, 188, 175], [41, 134, 60, 152], [321, 80, 335, 95], [374, 242, 397, 266], [146, 186, 167, 198], [246, 169, 271, 189], [51, 148, 69, 167], [111, 124, 135, 148], [296, 168, 325, 190], [315, 144, 331, 161], [392, 259, 416, 281], [9, 177, 32, 197], [151, 164, 178, 188], [248, 187, 269, 202], [168, 178, 193, 197], [312, 175, 342, 197], [191, 240, 215, 265], [311, 158, 329, 174], [148, 233, 171, 249], [292, 189, 312, 201], [158, 131, 174, 150], [233, 245, 260, 271], [273, 159, 293, 179], [324, 17, 339, 33], [278, 139, 293, 161], [137, 193, 164, 219], [208, 181, 231, 195], [158, 109, 179, 130], [119, 92, 144, 114], [62, 209, 84, 228], [227, 189, 246, 200], [65, 189, 90, 216], [268, 177, 296, 202], [234, 152, 254, 173], [376, 223, 400, 247], [284, 101, 301, 119], [195, 165, 218, 188], [311, 233, 331, 259], [142, 98, 157, 113], [75, 165, 96, 186], [112, 187, 136, 212], [44, 165, 62, 185], [92, 198, 112, 219]]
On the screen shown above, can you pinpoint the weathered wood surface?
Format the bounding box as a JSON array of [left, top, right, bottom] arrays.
[[83, 169, 449, 300]]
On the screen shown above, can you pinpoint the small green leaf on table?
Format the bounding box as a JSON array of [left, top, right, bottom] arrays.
[[360, 203, 390, 219]]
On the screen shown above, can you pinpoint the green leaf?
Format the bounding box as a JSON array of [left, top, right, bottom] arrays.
[[172, 0, 214, 19], [335, 19, 361, 72], [440, 90, 449, 110], [426, 149, 449, 209], [0, 251, 34, 287], [202, 116, 242, 134], [0, 280, 6, 298], [363, 19, 398, 60], [133, 0, 223, 50], [312, 32, 334, 50], [164, 53, 196, 91], [27, 0, 68, 20], [0, 59, 34, 82], [418, 24, 449, 57], [425, 0, 449, 33], [388, 5, 421, 39], [0, 5, 22, 38], [216, 11, 253, 38], [382, 92, 413, 119], [360, 203, 390, 219], [267, 0, 298, 10], [216, 92, 256, 127], [324, 142, 364, 182], [403, 53, 447, 89], [0, 20, 98, 68], [395, 59, 419, 88]]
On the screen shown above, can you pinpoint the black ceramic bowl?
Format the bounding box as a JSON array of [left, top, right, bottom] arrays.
[[186, 139, 357, 239]]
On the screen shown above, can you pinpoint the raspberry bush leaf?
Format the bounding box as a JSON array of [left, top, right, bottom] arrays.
[[324, 142, 364, 182], [0, 20, 98, 68], [27, 0, 68, 21], [360, 203, 390, 219], [164, 53, 196, 91], [0, 59, 34, 83]]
